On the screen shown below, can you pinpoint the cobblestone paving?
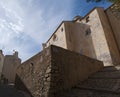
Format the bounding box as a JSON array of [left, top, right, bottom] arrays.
[[0, 84, 30, 97]]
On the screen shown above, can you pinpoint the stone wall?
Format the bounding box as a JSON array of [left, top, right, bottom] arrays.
[[109, 4, 120, 19], [0, 50, 4, 77], [51, 45, 103, 90], [106, 4, 120, 54], [15, 46, 52, 97], [97, 8, 120, 66], [15, 45, 103, 97], [2, 53, 21, 83]]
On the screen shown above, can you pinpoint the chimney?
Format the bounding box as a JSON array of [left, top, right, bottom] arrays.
[[13, 50, 18, 58], [73, 15, 82, 22], [42, 43, 47, 49]]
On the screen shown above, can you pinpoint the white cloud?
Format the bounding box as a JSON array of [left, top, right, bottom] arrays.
[[0, 0, 74, 62]]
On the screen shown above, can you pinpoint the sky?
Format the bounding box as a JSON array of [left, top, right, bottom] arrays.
[[0, 0, 112, 62]]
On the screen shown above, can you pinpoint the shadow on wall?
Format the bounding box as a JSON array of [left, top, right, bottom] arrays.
[[14, 45, 103, 97], [0, 74, 8, 84], [58, 66, 120, 97], [46, 46, 104, 97], [15, 74, 33, 97]]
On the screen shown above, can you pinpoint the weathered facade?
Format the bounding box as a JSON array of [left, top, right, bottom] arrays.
[[2, 51, 21, 83], [79, 7, 120, 66], [44, 22, 96, 59], [14, 4, 120, 97], [44, 22, 93, 58], [44, 7, 120, 66], [15, 45, 103, 97], [106, 4, 120, 53]]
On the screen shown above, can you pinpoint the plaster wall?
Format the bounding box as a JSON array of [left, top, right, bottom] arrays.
[[106, 8, 120, 53], [46, 23, 67, 49], [97, 8, 120, 65], [64, 22, 96, 59], [80, 8, 113, 66]]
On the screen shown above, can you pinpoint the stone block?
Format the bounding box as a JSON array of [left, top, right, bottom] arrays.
[[15, 45, 103, 97]]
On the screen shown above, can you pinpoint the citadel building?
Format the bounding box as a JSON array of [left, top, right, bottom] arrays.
[[0, 50, 21, 83], [43, 7, 120, 66], [0, 4, 120, 97], [15, 4, 120, 97]]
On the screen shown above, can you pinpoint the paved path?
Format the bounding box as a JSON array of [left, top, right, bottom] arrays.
[[0, 84, 30, 97]]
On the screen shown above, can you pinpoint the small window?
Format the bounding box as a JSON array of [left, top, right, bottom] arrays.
[[86, 28, 91, 36], [86, 16, 90, 23], [53, 34, 58, 41], [31, 63, 34, 66], [61, 28, 63, 32]]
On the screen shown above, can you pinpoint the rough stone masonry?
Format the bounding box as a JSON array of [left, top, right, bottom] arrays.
[[15, 45, 103, 97]]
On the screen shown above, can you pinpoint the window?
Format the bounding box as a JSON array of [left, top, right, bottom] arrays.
[[85, 28, 91, 36], [53, 34, 58, 41], [61, 28, 63, 32], [86, 16, 90, 23], [30, 63, 34, 74], [30, 63, 34, 66]]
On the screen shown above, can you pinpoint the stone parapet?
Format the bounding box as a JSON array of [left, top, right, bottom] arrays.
[[15, 45, 103, 97]]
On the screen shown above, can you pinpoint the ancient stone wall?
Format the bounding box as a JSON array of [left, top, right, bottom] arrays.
[[2, 54, 21, 83], [97, 8, 120, 66], [15, 45, 103, 97], [51, 45, 103, 90], [15, 46, 52, 97], [106, 4, 120, 54]]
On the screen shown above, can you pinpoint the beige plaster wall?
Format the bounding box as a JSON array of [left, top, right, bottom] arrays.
[[64, 22, 96, 59], [106, 8, 120, 53], [46, 21, 96, 59], [97, 8, 120, 65], [80, 8, 113, 66], [46, 23, 67, 49]]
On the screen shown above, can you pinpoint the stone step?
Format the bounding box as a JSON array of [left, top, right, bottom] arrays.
[[90, 70, 120, 79], [0, 85, 31, 97], [77, 78, 120, 93], [62, 88, 120, 97], [99, 66, 120, 72], [63, 66, 120, 97]]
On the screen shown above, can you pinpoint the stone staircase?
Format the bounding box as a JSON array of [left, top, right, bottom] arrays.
[[0, 84, 30, 97], [62, 66, 120, 97], [1, 66, 120, 97]]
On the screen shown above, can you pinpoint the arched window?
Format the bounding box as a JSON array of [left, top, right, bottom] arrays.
[[53, 34, 58, 41]]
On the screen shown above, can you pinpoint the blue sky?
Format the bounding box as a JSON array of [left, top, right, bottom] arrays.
[[0, 0, 112, 62]]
